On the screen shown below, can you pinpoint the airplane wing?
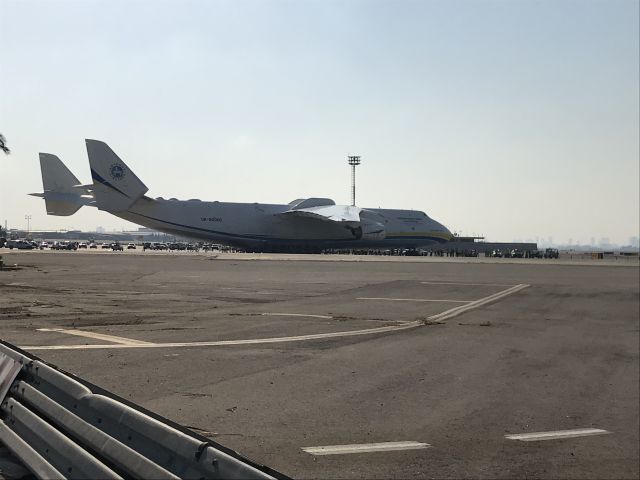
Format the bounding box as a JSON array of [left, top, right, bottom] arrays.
[[278, 205, 362, 224], [278, 204, 385, 240]]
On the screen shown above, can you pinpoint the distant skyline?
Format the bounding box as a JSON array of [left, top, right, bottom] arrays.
[[2, 0, 638, 244]]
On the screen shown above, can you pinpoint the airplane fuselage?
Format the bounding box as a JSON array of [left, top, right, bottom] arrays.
[[115, 196, 452, 252]]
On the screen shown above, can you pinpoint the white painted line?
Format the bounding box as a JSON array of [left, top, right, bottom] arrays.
[[424, 283, 529, 324], [420, 281, 515, 287], [261, 313, 333, 319], [302, 441, 430, 456], [505, 428, 610, 441], [358, 297, 470, 303], [25, 321, 420, 350], [26, 284, 530, 351], [36, 328, 154, 345]]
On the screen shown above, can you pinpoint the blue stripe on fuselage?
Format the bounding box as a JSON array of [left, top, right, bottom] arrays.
[[90, 169, 131, 198]]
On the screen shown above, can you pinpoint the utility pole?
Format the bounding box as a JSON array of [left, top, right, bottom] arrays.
[[24, 215, 32, 237], [347, 155, 361, 207]]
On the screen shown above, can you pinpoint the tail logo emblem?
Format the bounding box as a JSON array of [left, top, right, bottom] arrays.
[[110, 163, 126, 181]]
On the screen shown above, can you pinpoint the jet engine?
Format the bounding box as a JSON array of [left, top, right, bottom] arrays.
[[350, 210, 386, 241], [360, 219, 386, 241]]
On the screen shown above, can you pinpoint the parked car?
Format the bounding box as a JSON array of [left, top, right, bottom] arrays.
[[544, 248, 559, 259], [101, 243, 111, 249], [111, 243, 124, 251], [127, 243, 136, 250], [78, 242, 88, 249], [6, 239, 33, 250], [52, 241, 78, 251], [89, 242, 98, 249], [39, 241, 49, 249]]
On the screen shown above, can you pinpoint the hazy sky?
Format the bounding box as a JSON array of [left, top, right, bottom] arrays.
[[1, 0, 638, 244]]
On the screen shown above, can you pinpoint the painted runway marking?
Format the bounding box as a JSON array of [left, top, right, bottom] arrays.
[[25, 321, 419, 350], [302, 441, 430, 456], [358, 297, 470, 303], [505, 428, 610, 441], [36, 328, 154, 345], [261, 313, 333, 319], [420, 281, 515, 287], [424, 284, 529, 324], [25, 285, 530, 351]]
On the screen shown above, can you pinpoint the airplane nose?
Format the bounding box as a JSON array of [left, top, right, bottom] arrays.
[[436, 221, 454, 241]]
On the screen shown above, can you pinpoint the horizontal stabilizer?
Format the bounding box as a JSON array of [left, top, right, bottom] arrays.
[[72, 184, 94, 193]]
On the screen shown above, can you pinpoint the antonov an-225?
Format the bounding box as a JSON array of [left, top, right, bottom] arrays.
[[31, 140, 453, 252]]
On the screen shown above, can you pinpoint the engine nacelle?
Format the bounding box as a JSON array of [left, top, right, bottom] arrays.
[[360, 220, 386, 241]]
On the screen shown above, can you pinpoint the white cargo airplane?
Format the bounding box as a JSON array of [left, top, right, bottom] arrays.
[[31, 140, 453, 252]]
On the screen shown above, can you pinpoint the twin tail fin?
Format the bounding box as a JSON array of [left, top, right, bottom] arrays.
[[86, 139, 148, 212], [31, 153, 92, 216]]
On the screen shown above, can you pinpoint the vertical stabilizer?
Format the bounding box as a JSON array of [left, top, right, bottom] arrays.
[[40, 153, 80, 192], [35, 153, 87, 216], [86, 139, 148, 212]]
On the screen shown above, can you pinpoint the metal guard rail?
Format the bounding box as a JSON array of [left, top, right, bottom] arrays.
[[0, 340, 288, 479]]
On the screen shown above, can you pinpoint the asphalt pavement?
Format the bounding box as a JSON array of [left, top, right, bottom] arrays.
[[0, 250, 638, 479]]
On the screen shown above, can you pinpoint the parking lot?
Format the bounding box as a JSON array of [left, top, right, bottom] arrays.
[[0, 251, 638, 478]]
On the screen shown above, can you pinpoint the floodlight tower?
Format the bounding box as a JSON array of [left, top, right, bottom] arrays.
[[347, 155, 361, 206], [24, 214, 32, 237]]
